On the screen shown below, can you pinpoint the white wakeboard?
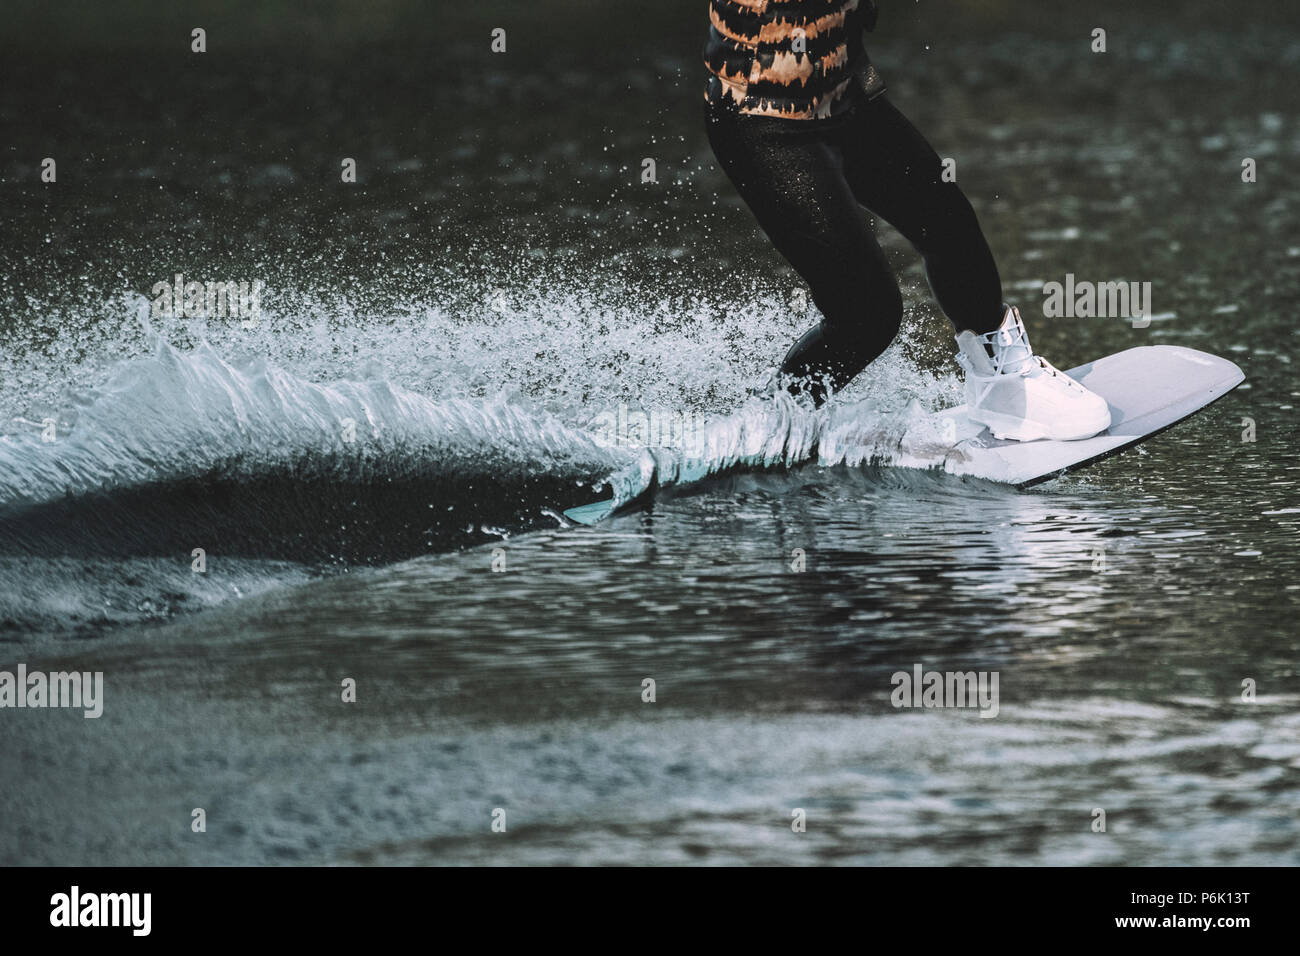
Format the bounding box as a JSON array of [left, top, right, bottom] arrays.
[[563, 345, 1244, 525], [933, 344, 1243, 486]]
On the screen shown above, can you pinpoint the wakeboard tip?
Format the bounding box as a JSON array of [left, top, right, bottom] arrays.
[[563, 499, 617, 526]]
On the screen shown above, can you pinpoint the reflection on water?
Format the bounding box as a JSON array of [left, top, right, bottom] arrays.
[[4, 466, 1298, 865]]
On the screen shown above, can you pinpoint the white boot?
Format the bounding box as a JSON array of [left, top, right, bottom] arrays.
[[955, 306, 1111, 442]]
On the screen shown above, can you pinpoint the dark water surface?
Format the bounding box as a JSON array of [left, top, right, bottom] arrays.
[[2, 1, 1298, 864]]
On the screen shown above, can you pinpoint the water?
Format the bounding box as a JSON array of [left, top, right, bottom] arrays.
[[2, 1, 1298, 865]]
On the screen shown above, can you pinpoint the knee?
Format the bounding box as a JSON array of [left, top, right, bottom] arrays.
[[878, 282, 904, 337], [864, 276, 903, 333], [815, 276, 902, 353]]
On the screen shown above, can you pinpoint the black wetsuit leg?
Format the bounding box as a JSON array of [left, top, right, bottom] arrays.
[[837, 95, 1004, 337], [705, 87, 1004, 405]]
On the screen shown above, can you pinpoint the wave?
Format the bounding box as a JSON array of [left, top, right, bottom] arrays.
[[582, 394, 982, 516], [0, 340, 632, 564], [0, 330, 965, 636], [0, 339, 975, 560]]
